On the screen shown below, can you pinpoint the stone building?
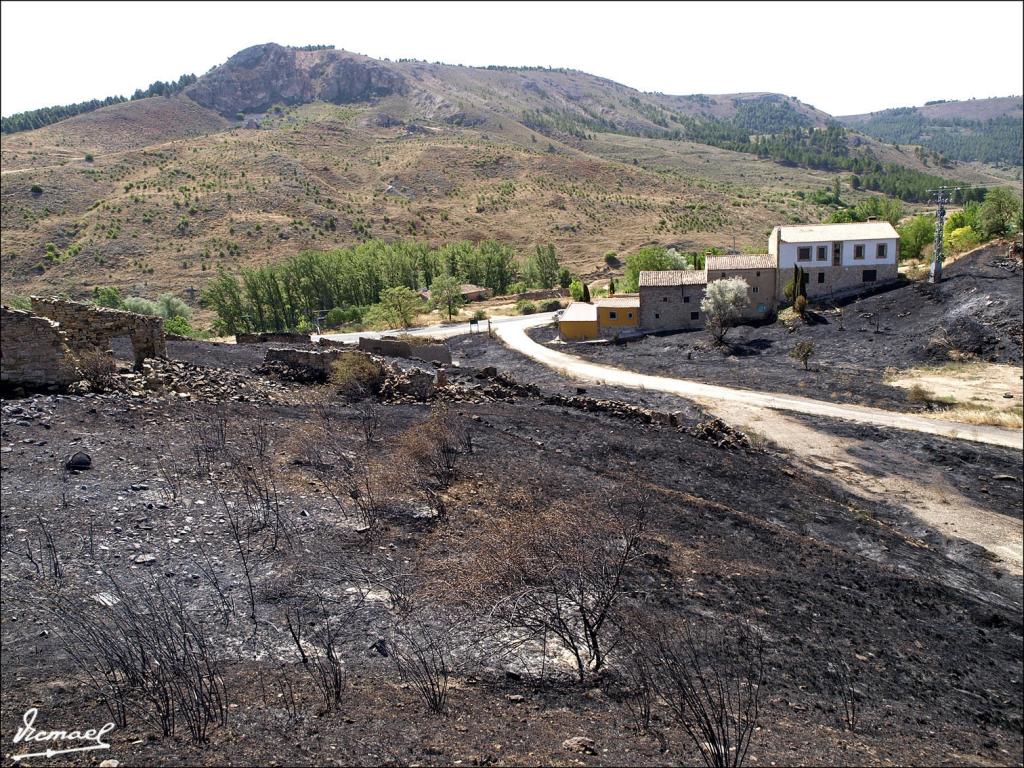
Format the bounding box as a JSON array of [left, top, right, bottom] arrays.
[[637, 270, 708, 331], [0, 307, 78, 389], [30, 297, 166, 369], [768, 221, 899, 300], [705, 254, 778, 320]]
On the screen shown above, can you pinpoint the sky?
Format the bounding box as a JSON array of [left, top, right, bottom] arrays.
[[2, 0, 1022, 117]]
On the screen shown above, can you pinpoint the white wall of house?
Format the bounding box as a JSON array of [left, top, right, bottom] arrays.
[[777, 238, 898, 270]]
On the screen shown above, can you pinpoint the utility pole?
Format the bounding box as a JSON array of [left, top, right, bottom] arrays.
[[928, 187, 952, 284]]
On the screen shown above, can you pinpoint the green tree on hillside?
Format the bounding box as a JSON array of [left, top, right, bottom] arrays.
[[978, 188, 1022, 238], [92, 286, 125, 309]]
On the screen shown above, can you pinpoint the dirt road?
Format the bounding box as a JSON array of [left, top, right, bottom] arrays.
[[495, 315, 1024, 451]]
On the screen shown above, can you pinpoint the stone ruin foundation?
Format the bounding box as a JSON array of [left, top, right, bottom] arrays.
[[30, 297, 166, 368], [1, 297, 167, 391]]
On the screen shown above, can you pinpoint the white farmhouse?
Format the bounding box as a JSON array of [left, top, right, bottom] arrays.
[[768, 221, 899, 299]]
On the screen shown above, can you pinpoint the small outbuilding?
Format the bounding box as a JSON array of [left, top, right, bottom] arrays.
[[594, 295, 640, 332], [558, 301, 599, 341]]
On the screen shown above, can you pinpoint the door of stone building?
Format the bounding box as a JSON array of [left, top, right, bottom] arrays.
[[832, 242, 842, 266]]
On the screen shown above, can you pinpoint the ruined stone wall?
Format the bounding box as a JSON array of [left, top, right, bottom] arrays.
[[0, 307, 78, 389], [30, 297, 166, 367], [357, 336, 452, 365]]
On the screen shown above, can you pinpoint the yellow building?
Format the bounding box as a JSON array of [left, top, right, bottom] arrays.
[[595, 295, 640, 331], [558, 301, 599, 341]]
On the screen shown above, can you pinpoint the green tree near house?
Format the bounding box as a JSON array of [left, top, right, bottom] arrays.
[[524, 244, 561, 288], [581, 283, 592, 303], [366, 286, 423, 329], [701, 278, 750, 344], [621, 246, 685, 292], [429, 274, 465, 320], [898, 215, 935, 261]]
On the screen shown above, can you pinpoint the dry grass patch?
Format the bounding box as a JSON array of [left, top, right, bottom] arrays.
[[887, 362, 1023, 428]]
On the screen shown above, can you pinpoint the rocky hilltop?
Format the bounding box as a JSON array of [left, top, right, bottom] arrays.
[[186, 43, 407, 117]]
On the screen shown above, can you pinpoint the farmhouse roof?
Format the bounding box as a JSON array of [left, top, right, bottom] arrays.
[[775, 221, 898, 243], [638, 270, 708, 287], [595, 295, 640, 308], [560, 301, 598, 322], [706, 254, 776, 271]]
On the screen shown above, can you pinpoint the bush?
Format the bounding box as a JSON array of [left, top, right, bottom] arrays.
[[75, 349, 118, 392], [122, 296, 159, 315], [163, 316, 195, 337], [604, 251, 620, 266], [92, 286, 125, 309], [794, 295, 808, 317], [568, 279, 585, 301], [540, 299, 562, 312], [329, 352, 384, 400], [516, 300, 537, 315], [325, 306, 362, 328], [157, 293, 191, 320], [30, 184, 43, 195], [3, 294, 32, 311], [789, 340, 814, 369], [905, 383, 935, 404], [84, 153, 94, 163]]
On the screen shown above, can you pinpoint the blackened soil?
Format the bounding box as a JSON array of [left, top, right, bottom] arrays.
[[1, 330, 1021, 767]]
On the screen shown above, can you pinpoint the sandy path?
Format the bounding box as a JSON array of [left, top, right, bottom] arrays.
[[714, 403, 1023, 575], [494, 315, 1024, 451]]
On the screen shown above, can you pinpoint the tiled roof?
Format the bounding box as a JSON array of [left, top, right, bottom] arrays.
[[595, 295, 640, 308], [706, 253, 776, 271], [560, 301, 597, 322], [776, 221, 898, 243], [638, 270, 708, 287]]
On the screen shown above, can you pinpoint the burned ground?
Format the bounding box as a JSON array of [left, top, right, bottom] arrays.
[[1, 335, 1022, 767], [540, 242, 1023, 412]]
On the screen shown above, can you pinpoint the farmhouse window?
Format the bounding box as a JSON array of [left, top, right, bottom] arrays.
[[690, 311, 699, 320], [721, 272, 727, 278], [684, 295, 690, 303], [756, 304, 766, 313], [752, 286, 759, 293], [876, 243, 887, 259], [862, 269, 877, 282], [756, 271, 761, 276], [798, 247, 812, 262], [662, 296, 668, 302], [655, 312, 660, 319], [609, 311, 617, 319], [854, 244, 865, 260], [627, 312, 633, 319], [817, 273, 825, 284]]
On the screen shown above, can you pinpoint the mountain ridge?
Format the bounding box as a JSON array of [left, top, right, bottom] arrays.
[[2, 43, 1020, 314]]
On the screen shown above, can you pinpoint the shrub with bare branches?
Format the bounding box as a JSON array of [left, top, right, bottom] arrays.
[[74, 348, 118, 392], [457, 478, 652, 682], [52, 577, 228, 744], [646, 620, 765, 768]]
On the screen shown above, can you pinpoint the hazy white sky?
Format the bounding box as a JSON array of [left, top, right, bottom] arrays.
[[2, 1, 1022, 117]]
